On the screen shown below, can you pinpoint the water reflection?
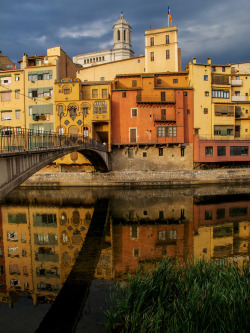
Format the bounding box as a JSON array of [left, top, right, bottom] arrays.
[[0, 187, 249, 330]]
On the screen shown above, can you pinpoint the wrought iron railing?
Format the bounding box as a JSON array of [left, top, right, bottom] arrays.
[[0, 126, 108, 153]]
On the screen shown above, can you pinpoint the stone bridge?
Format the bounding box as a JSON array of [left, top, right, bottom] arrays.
[[0, 127, 111, 200]]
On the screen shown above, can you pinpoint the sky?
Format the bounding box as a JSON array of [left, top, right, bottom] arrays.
[[1, 0, 250, 69]]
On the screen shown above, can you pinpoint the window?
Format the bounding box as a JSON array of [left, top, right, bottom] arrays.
[[150, 37, 154, 46], [143, 152, 147, 158], [157, 126, 177, 137], [205, 146, 213, 156], [130, 226, 138, 239], [215, 105, 234, 116], [157, 79, 162, 84], [204, 108, 208, 114], [131, 108, 138, 118], [214, 126, 234, 136], [204, 75, 208, 81], [63, 87, 70, 94], [122, 92, 126, 98], [205, 210, 212, 220], [133, 248, 140, 258], [212, 66, 216, 72], [124, 30, 126, 41], [166, 35, 170, 44], [230, 146, 248, 156], [212, 90, 230, 99], [118, 30, 120, 40], [161, 92, 166, 101], [132, 80, 137, 87], [100, 77, 105, 81], [1, 91, 11, 101], [205, 91, 209, 96], [216, 209, 226, 220], [187, 109, 190, 114], [161, 109, 166, 120], [1, 77, 11, 85], [181, 147, 185, 157], [15, 75, 20, 81], [159, 148, 164, 156], [1, 111, 12, 121], [7, 231, 18, 241], [94, 101, 107, 113], [217, 146, 226, 156], [16, 111, 21, 119], [195, 129, 199, 135], [102, 89, 107, 98], [159, 211, 164, 219], [173, 79, 178, 83], [92, 89, 98, 98], [150, 52, 154, 61], [222, 67, 225, 72], [166, 50, 170, 59]]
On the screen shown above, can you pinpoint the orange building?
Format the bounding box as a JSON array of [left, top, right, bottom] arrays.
[[111, 72, 194, 171]]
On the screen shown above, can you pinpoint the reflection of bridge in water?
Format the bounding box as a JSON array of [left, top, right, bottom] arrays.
[[0, 127, 111, 200]]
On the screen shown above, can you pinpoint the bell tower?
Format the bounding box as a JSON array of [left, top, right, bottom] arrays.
[[113, 12, 134, 60]]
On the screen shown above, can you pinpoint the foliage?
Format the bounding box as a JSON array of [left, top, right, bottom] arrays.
[[105, 258, 250, 332]]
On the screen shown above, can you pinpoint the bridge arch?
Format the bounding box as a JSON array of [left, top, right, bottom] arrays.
[[0, 146, 110, 200]]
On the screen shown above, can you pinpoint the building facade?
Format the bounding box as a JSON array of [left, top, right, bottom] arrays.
[[111, 72, 193, 171], [188, 58, 250, 166]]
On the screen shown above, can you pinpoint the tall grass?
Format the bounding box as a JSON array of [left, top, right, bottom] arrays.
[[105, 258, 250, 332]]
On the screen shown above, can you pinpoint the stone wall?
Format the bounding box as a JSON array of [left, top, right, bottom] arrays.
[[111, 144, 193, 171]]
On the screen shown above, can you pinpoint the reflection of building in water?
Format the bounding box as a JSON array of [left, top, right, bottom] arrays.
[[193, 200, 250, 263], [1, 205, 33, 305], [95, 220, 114, 280], [0, 204, 94, 306], [58, 206, 93, 283], [111, 196, 194, 278]]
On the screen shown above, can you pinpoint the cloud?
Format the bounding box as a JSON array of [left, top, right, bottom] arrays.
[[58, 19, 113, 39]]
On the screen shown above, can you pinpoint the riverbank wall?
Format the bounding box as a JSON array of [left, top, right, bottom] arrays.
[[22, 168, 250, 187]]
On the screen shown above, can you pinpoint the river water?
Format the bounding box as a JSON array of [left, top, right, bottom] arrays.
[[0, 185, 249, 332]]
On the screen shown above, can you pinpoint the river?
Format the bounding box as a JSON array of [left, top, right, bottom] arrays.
[[0, 185, 249, 332]]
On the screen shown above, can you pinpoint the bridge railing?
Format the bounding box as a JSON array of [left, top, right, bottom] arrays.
[[0, 126, 107, 153]]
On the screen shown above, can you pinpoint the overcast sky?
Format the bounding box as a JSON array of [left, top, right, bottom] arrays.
[[1, 0, 250, 69]]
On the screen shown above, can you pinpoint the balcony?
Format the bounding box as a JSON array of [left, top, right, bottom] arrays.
[[231, 79, 243, 86], [153, 113, 176, 122], [232, 95, 250, 102], [136, 95, 175, 104]]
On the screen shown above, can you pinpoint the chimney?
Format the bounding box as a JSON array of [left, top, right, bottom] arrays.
[[207, 58, 211, 64], [193, 57, 196, 64]]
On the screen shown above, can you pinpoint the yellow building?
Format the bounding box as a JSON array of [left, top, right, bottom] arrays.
[[145, 26, 180, 73], [0, 69, 25, 130], [187, 58, 233, 138], [1, 206, 33, 296], [54, 78, 111, 149], [19, 47, 76, 133], [231, 63, 250, 139]]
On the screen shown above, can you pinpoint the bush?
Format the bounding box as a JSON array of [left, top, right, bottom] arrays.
[[105, 258, 250, 332]]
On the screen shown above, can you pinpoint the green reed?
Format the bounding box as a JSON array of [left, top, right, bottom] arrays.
[[105, 258, 250, 332]]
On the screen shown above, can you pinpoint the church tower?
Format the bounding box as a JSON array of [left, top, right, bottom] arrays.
[[113, 12, 134, 61]]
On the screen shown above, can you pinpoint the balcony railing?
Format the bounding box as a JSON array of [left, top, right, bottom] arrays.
[[112, 136, 181, 145], [231, 79, 243, 86], [136, 95, 175, 104], [198, 135, 250, 141], [232, 95, 250, 102], [153, 113, 176, 122]]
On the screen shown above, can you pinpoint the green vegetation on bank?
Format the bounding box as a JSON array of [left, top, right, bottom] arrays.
[[105, 258, 250, 332]]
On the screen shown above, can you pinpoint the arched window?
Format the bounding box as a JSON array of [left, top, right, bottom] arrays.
[[72, 230, 81, 245], [124, 30, 126, 41], [83, 126, 89, 137], [63, 86, 70, 94], [62, 231, 69, 244], [72, 210, 80, 225], [118, 30, 120, 41]]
